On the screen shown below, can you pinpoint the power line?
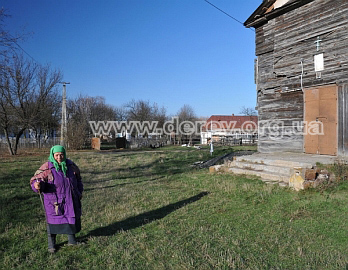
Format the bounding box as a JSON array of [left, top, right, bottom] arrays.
[[203, 1, 320, 64], [204, 0, 255, 32], [13, 40, 40, 63], [5, 33, 40, 63]]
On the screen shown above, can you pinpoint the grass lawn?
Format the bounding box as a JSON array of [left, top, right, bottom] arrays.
[[1, 145, 348, 269]]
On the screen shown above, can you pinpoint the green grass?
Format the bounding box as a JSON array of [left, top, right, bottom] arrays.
[[1, 146, 348, 269]]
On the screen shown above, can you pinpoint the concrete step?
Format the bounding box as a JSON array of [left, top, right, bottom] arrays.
[[211, 152, 339, 190], [227, 167, 290, 183], [233, 155, 313, 169], [224, 155, 316, 186], [230, 160, 292, 176]]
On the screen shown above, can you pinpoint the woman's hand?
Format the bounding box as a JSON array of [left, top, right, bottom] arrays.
[[34, 181, 41, 191]]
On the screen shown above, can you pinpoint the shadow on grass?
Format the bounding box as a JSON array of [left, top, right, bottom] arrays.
[[83, 191, 209, 238], [83, 176, 165, 192], [84, 155, 197, 179]]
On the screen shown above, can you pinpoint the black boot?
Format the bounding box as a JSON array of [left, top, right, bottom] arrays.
[[67, 234, 77, 245], [47, 234, 57, 253], [67, 234, 85, 246]]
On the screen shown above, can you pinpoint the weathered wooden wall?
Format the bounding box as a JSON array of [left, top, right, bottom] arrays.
[[258, 90, 303, 152], [254, 0, 348, 154]]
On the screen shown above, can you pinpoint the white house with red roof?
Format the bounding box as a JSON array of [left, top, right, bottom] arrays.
[[201, 114, 258, 144]]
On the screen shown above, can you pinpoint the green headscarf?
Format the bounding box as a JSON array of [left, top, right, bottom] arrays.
[[49, 145, 67, 176]]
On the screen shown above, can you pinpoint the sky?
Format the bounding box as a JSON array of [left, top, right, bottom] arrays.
[[2, 0, 262, 118]]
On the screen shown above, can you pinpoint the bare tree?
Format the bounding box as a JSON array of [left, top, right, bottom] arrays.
[[0, 10, 61, 154], [126, 99, 153, 122], [150, 102, 168, 130], [125, 99, 167, 137], [30, 64, 62, 145], [239, 106, 257, 116], [0, 56, 62, 154], [176, 104, 198, 145], [0, 78, 14, 152], [67, 95, 118, 149], [177, 104, 197, 122], [114, 106, 127, 121], [0, 8, 23, 59]]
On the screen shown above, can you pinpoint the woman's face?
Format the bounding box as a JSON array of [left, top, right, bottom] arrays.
[[53, 152, 64, 163]]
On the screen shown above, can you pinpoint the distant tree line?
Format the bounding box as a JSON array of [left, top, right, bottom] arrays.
[[66, 96, 201, 149]]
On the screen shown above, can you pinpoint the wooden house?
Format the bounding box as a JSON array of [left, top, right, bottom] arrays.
[[244, 0, 348, 156], [201, 115, 258, 144]]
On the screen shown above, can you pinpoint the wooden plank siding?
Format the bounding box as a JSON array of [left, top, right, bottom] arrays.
[[258, 90, 304, 152], [247, 0, 348, 155]]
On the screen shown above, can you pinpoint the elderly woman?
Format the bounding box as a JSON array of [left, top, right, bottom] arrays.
[[30, 145, 84, 253]]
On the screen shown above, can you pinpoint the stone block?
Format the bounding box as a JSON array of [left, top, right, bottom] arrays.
[[209, 166, 217, 173], [305, 169, 316, 180], [303, 180, 315, 189], [289, 167, 305, 191]]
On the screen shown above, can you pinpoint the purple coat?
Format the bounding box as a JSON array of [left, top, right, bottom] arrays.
[[30, 159, 83, 225]]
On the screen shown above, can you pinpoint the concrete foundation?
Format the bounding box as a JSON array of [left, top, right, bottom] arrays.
[[210, 152, 348, 191]]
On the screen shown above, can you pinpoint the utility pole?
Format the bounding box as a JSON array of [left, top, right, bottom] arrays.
[[60, 82, 70, 147], [210, 120, 214, 156]]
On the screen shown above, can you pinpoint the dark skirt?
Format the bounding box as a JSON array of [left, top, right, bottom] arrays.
[[47, 217, 81, 235]]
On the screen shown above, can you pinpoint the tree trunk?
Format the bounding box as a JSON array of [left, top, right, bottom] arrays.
[[13, 128, 26, 155], [3, 128, 14, 155]]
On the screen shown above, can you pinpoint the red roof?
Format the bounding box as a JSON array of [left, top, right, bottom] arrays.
[[202, 115, 258, 131]]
